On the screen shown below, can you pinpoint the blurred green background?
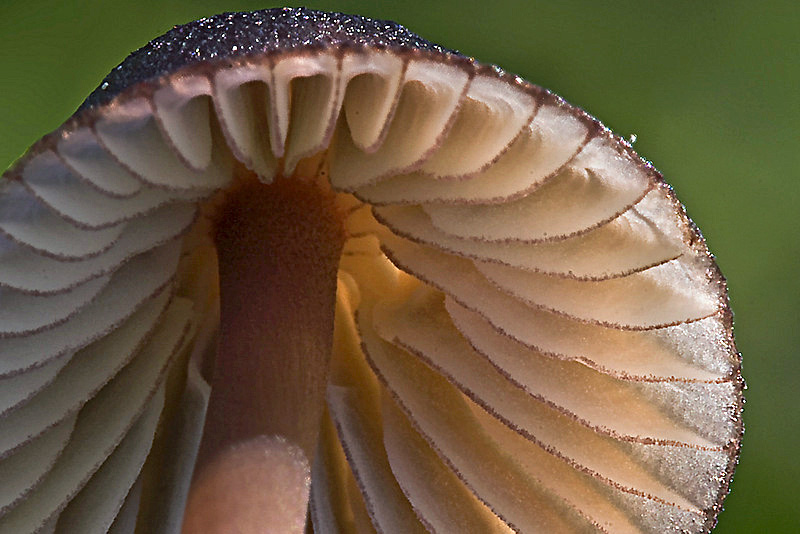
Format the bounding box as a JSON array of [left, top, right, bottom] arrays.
[[1, 1, 797, 532]]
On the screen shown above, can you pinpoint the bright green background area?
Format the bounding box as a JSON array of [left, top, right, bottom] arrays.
[[1, 1, 797, 532]]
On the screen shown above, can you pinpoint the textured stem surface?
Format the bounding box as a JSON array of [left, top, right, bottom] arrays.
[[188, 174, 345, 527]]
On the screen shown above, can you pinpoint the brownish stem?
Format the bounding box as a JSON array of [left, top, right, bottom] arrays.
[[194, 174, 345, 477]]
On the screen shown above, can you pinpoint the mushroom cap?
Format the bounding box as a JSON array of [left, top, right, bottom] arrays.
[[0, 7, 742, 534], [79, 8, 455, 112]]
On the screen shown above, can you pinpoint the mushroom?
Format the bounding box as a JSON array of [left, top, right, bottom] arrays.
[[0, 7, 743, 534]]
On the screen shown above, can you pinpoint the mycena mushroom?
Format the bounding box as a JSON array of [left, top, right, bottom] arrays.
[[0, 8, 743, 534]]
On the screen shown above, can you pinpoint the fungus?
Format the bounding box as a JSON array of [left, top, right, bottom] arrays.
[[0, 8, 743, 534]]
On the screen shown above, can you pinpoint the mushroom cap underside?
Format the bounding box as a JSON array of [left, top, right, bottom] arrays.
[[0, 7, 742, 534]]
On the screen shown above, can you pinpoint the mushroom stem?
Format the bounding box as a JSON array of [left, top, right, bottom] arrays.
[[188, 171, 345, 526], [182, 436, 312, 534]]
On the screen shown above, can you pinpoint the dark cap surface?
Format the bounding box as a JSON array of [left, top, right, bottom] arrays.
[[80, 7, 458, 111]]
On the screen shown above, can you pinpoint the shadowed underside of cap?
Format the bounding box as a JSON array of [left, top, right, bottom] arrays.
[[0, 7, 742, 534]]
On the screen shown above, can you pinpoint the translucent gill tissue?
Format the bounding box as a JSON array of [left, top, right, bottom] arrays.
[[0, 7, 742, 534]]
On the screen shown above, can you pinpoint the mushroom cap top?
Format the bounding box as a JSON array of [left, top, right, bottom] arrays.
[[81, 7, 456, 111]]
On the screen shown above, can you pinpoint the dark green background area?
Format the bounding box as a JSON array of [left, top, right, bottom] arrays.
[[1, 1, 797, 532]]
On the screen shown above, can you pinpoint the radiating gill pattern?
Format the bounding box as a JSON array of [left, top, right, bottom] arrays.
[[0, 42, 742, 533]]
